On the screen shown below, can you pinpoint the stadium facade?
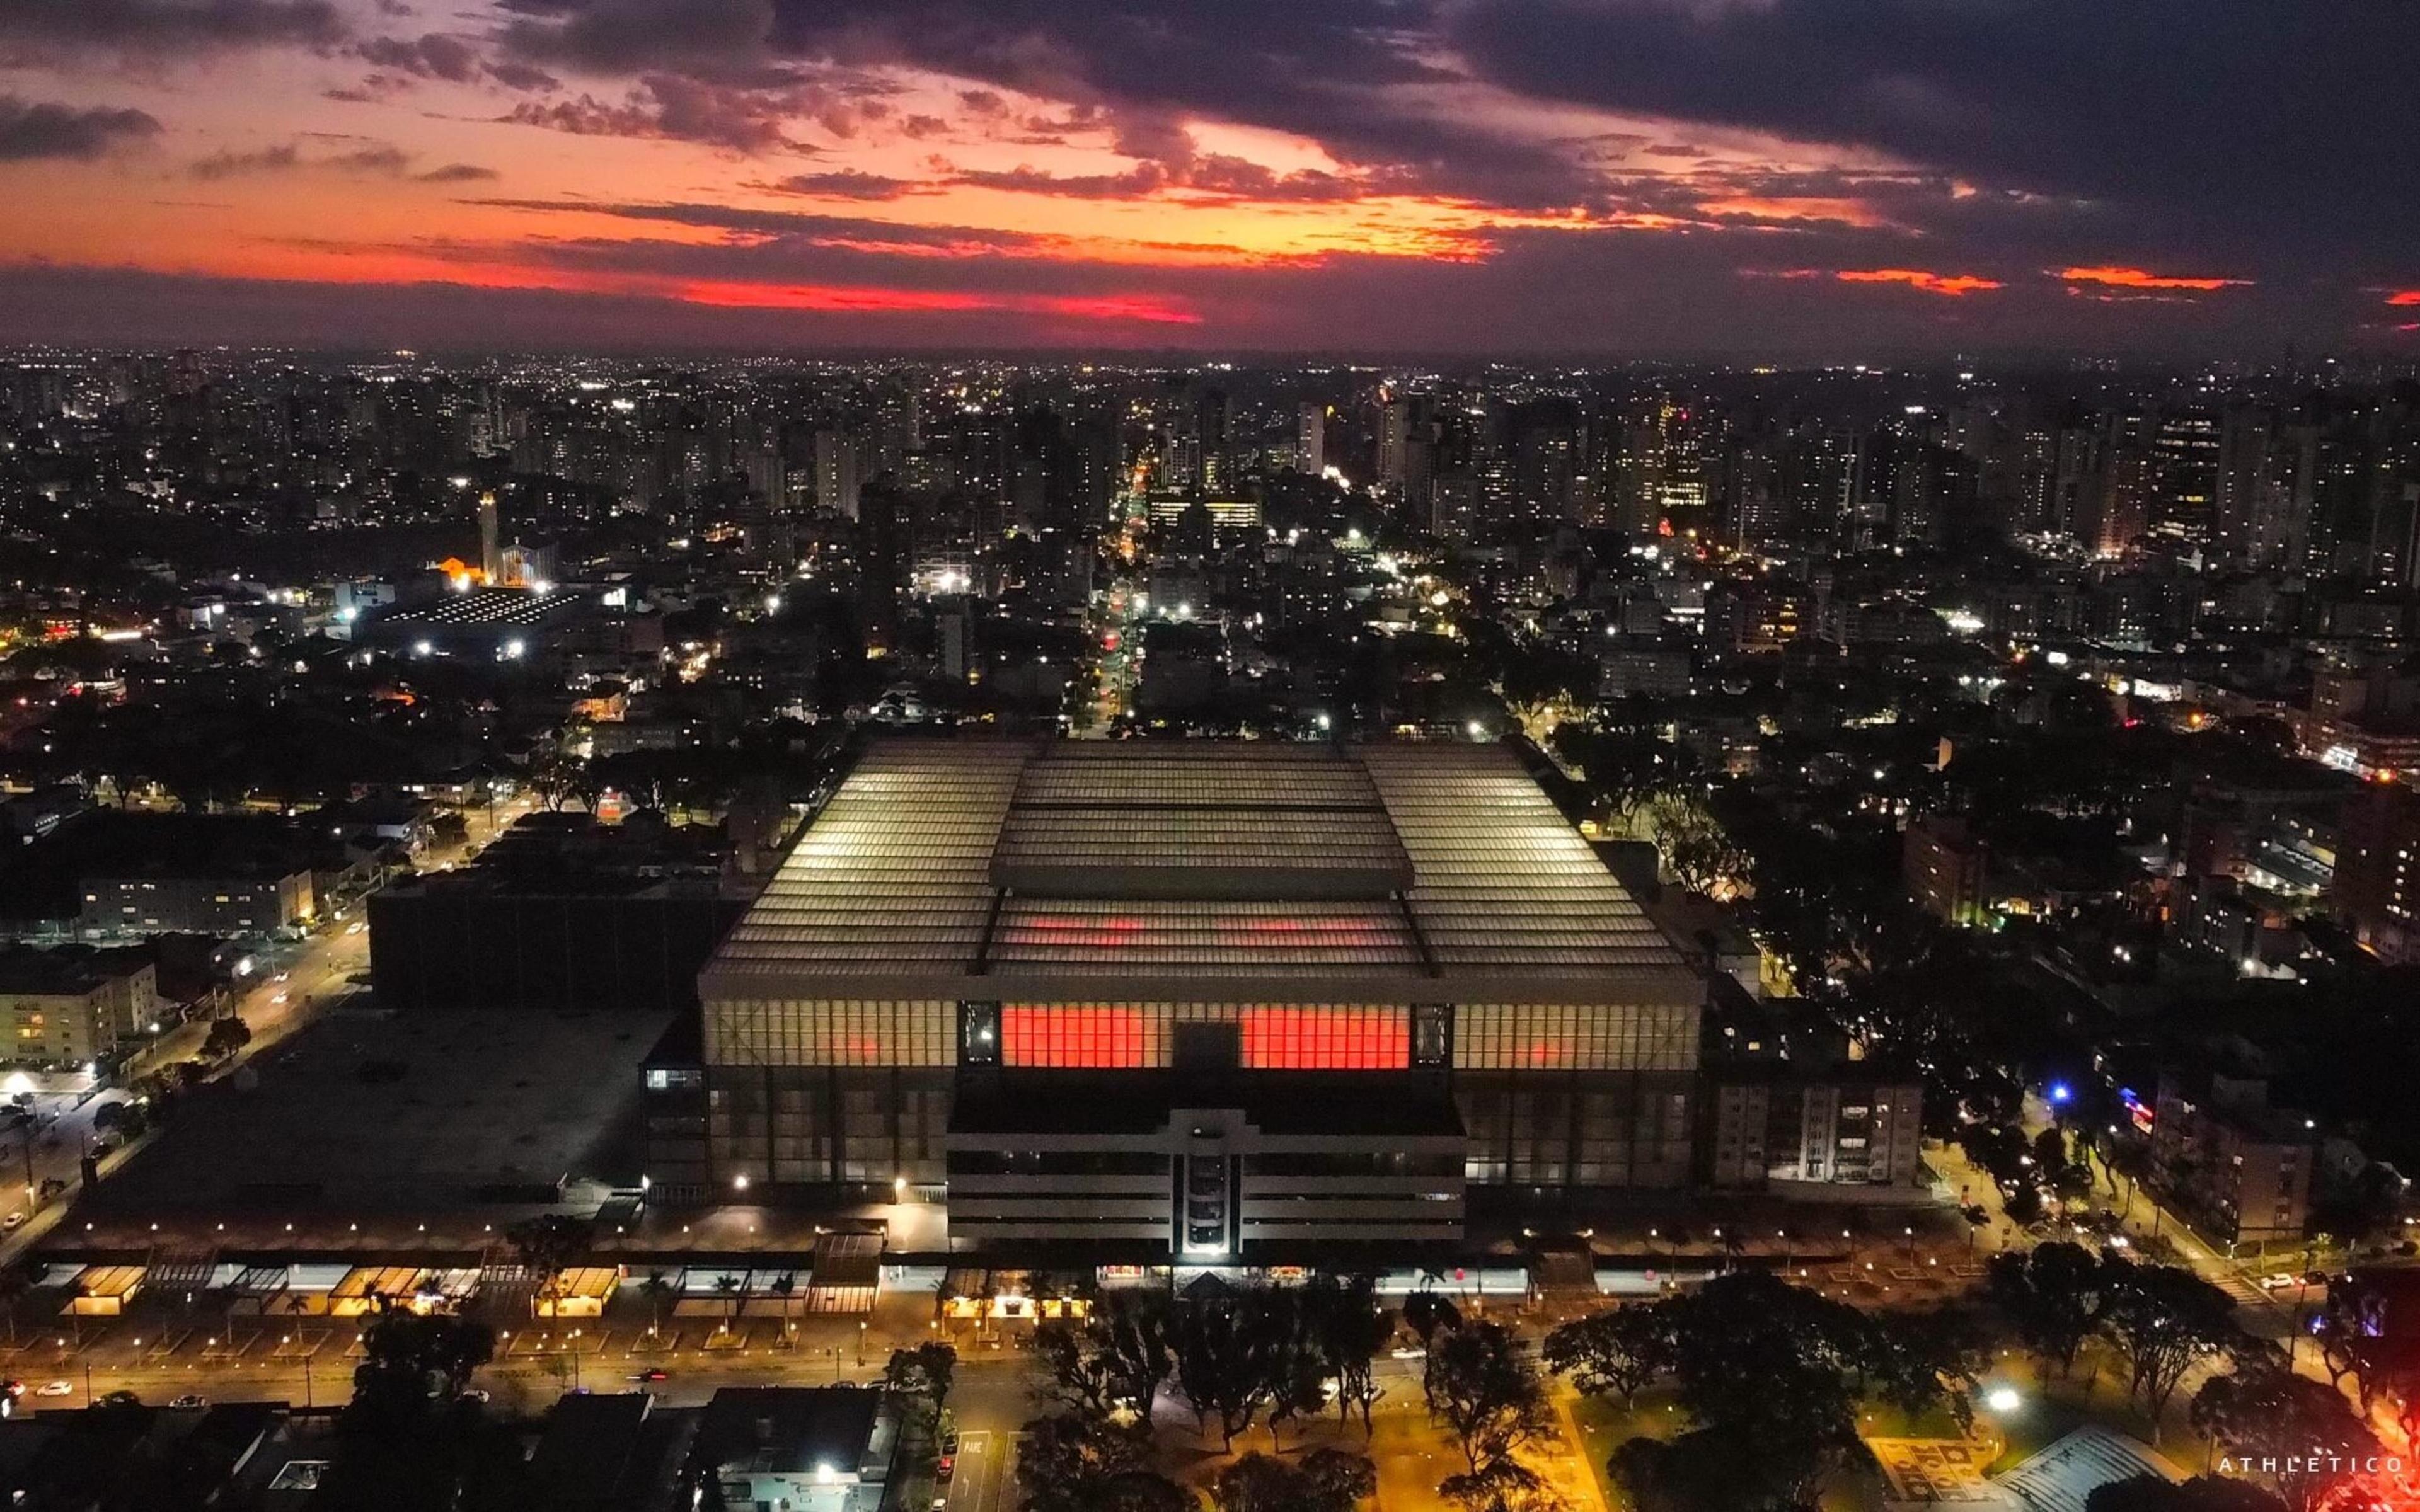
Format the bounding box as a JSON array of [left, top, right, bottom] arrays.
[[666, 739, 1702, 1256]]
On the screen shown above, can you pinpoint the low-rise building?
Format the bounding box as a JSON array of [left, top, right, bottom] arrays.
[[2148, 1067, 2315, 1249], [1904, 815, 1988, 925], [1697, 985, 1925, 1193], [1700, 1074, 1926, 1192], [686, 1388, 894, 1512], [0, 945, 157, 1065]]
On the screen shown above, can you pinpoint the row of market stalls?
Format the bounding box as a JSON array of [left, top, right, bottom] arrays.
[[30, 1231, 887, 1320]]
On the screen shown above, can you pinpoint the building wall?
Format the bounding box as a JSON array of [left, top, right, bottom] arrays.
[[81, 873, 313, 937], [8, 983, 106, 1065], [687, 997, 1701, 1196], [1702, 1079, 1924, 1190], [1904, 818, 1986, 925], [941, 1123, 1466, 1252], [2150, 1081, 2315, 1246]]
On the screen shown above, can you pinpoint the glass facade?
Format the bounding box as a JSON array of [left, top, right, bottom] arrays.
[[1453, 1002, 1698, 1070], [706, 1067, 952, 1186], [706, 999, 956, 1067], [1457, 1072, 1695, 1187]]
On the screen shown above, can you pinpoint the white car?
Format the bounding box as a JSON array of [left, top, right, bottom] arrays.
[[35, 1381, 71, 1397], [2257, 1273, 2300, 1290]]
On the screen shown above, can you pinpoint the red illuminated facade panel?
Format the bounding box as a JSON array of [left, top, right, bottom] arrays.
[[1001, 1005, 1151, 1068], [994, 1004, 1413, 1070], [1240, 1007, 1409, 1069]]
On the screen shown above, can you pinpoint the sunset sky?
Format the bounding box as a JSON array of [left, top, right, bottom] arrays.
[[2, 0, 2416, 353]]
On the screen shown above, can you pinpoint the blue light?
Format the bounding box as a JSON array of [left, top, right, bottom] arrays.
[[2048, 1081, 2073, 1105]]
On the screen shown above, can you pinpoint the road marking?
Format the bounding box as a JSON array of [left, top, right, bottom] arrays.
[[951, 1430, 993, 1512]]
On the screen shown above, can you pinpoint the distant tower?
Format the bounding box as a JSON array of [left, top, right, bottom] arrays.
[[478, 491, 502, 583]]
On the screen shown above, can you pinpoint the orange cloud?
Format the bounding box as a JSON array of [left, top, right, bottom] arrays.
[[2056, 265, 2249, 291], [1700, 196, 1887, 228], [1834, 268, 2003, 297], [675, 281, 1198, 323]]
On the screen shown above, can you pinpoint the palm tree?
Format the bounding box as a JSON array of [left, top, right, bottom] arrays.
[[642, 1270, 675, 1339], [769, 1273, 797, 1339], [715, 1274, 742, 1335]]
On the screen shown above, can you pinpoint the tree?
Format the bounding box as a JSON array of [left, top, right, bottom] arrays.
[[1095, 1288, 1180, 1421], [1304, 1273, 1392, 1434], [506, 1214, 592, 1310], [640, 1269, 676, 1339], [2189, 1366, 2380, 1512], [2085, 1475, 2287, 1512], [1865, 1306, 1983, 1434], [1986, 1242, 2107, 1376], [1172, 1290, 1271, 1450], [1298, 1448, 1379, 1512], [2098, 1260, 2240, 1438], [1424, 1320, 1556, 1474], [1543, 1303, 1674, 1411], [1611, 1429, 1796, 1512], [201, 1016, 251, 1060], [1038, 1289, 1176, 1426], [352, 1305, 496, 1409], [1402, 1288, 1463, 1410], [1211, 1450, 1375, 1512], [1440, 1457, 1567, 1512], [885, 1342, 958, 1439], [317, 1304, 504, 1511], [1648, 1271, 1891, 1510], [1018, 1412, 1194, 1512]]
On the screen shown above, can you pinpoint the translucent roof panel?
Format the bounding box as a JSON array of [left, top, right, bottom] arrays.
[[988, 898, 1424, 977], [993, 745, 1412, 900], [705, 739, 1686, 992], [710, 742, 1032, 973], [1355, 744, 1685, 976]]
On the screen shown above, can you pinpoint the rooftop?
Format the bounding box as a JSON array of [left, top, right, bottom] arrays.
[[702, 738, 1691, 1002], [82, 1004, 666, 1214], [692, 1387, 882, 1479]]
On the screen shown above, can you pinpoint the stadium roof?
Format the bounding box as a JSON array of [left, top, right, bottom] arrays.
[[701, 739, 1694, 1005]]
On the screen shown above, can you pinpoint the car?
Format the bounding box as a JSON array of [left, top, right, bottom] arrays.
[[1389, 1345, 1426, 1360], [936, 1456, 955, 1483], [940, 1430, 959, 1457], [270, 991, 288, 1005], [1, 1380, 20, 1399], [628, 1368, 669, 1383], [168, 1394, 207, 1410], [2257, 1273, 2299, 1290], [459, 1389, 490, 1404], [35, 1381, 71, 1397], [98, 1390, 140, 1407], [4, 1213, 24, 1231], [932, 1498, 951, 1511]]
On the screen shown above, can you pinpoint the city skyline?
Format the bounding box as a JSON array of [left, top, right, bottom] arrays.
[[3, 0, 2418, 355]]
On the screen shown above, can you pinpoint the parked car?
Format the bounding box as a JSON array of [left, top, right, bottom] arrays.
[[35, 1381, 71, 1397], [168, 1394, 207, 1410]]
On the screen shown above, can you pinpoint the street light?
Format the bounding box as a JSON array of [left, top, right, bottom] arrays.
[[1984, 1385, 2022, 1414]]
